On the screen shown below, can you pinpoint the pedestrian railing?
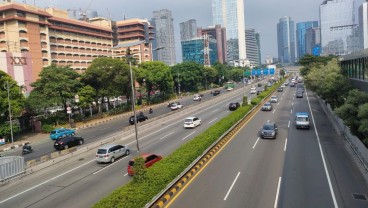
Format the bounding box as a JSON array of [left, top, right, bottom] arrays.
[[0, 156, 25, 182]]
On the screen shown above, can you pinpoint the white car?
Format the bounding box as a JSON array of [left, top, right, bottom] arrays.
[[170, 102, 183, 110], [193, 94, 201, 101], [250, 86, 257, 94], [270, 96, 278, 103], [227, 87, 233, 91], [184, 116, 201, 128]]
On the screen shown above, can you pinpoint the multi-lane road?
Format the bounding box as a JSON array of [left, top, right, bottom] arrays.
[[0, 82, 259, 208], [167, 84, 368, 208]]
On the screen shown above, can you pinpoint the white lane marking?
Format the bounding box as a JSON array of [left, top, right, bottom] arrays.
[[100, 127, 108, 131], [277, 103, 280, 106], [159, 132, 175, 140], [274, 177, 282, 208], [290, 109, 293, 114], [93, 157, 128, 175], [182, 131, 197, 140], [0, 159, 96, 205], [273, 109, 276, 114], [292, 102, 294, 106], [224, 172, 241, 200], [267, 120, 270, 123], [284, 138, 288, 151], [306, 91, 338, 208], [253, 137, 260, 149], [124, 173, 128, 176], [212, 109, 219, 113], [209, 118, 218, 124], [288, 120, 290, 128]]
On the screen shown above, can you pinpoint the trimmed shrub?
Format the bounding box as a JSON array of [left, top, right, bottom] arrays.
[[242, 96, 248, 106]]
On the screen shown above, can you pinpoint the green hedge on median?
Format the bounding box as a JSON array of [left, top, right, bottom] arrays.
[[93, 104, 253, 208], [94, 78, 286, 208]]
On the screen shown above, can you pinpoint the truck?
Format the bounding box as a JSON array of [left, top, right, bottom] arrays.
[[295, 112, 310, 129]]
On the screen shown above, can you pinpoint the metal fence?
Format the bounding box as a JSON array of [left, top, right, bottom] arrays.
[[319, 98, 368, 172], [0, 156, 25, 181]]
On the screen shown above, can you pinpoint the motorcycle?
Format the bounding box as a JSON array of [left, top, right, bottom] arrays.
[[149, 108, 153, 114], [22, 144, 33, 155]]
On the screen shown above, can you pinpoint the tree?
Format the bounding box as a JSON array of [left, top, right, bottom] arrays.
[[304, 58, 351, 108], [202, 66, 218, 89], [0, 71, 25, 138], [77, 85, 96, 109], [299, 54, 337, 76], [136, 61, 174, 102], [171, 62, 204, 92], [213, 62, 231, 84], [82, 58, 130, 111], [228, 68, 243, 82]]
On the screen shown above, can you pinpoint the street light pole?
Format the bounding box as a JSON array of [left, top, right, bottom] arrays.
[[129, 58, 140, 152], [4, 81, 14, 144], [177, 72, 181, 98]]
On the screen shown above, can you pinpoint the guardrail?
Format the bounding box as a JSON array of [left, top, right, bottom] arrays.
[[0, 156, 25, 182], [145, 87, 276, 208]]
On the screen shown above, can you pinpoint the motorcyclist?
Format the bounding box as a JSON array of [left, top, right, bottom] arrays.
[[22, 142, 32, 153], [149, 108, 153, 114]]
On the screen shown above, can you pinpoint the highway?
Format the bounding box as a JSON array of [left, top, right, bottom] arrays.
[[167, 84, 368, 208], [4, 83, 242, 161], [0, 82, 261, 208]]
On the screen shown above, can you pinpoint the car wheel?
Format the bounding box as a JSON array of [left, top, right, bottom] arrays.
[[125, 150, 130, 155], [64, 145, 69, 149], [111, 157, 115, 163], [79, 140, 83, 145]]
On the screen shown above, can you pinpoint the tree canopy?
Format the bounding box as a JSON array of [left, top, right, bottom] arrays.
[[171, 62, 204, 92]]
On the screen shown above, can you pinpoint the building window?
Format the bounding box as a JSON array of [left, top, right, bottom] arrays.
[[39, 16, 46, 22], [16, 11, 26, 17]]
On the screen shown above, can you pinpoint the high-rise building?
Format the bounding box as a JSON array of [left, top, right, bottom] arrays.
[[197, 25, 226, 63], [305, 27, 321, 56], [181, 36, 217, 65], [359, 1, 368, 49], [180, 19, 197, 41], [212, 0, 246, 65], [112, 18, 155, 64], [277, 16, 296, 65], [296, 21, 318, 59], [151, 9, 176, 65], [255, 32, 261, 65], [320, 0, 360, 55], [245, 29, 260, 67]]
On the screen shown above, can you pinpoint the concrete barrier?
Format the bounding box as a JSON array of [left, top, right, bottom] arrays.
[[40, 155, 49, 162], [26, 159, 36, 167], [50, 152, 59, 159], [60, 149, 68, 155]]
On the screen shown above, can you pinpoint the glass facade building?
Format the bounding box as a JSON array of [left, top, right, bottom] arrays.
[[212, 0, 246, 64], [320, 0, 361, 55], [181, 37, 218, 65], [245, 29, 260, 66], [305, 27, 321, 56], [151, 9, 176, 65], [255, 32, 261, 66], [296, 21, 318, 59], [277, 16, 296, 65]]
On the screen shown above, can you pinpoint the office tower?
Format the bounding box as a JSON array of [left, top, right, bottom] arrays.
[[255, 32, 261, 65], [181, 36, 218, 65], [197, 25, 227, 63], [320, 0, 360, 55], [212, 0, 246, 65], [180, 19, 197, 41], [359, 1, 368, 49], [277, 16, 296, 65], [305, 27, 321, 56], [245, 29, 260, 67], [296, 21, 318, 59], [151, 9, 176, 65]]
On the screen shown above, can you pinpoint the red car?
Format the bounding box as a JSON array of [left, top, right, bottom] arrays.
[[127, 153, 162, 175]]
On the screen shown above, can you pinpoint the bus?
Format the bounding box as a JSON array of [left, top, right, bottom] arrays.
[[224, 81, 235, 89]]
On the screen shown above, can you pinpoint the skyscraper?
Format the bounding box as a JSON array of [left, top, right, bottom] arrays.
[[305, 27, 321, 56], [320, 0, 360, 55], [151, 9, 176, 65], [255, 32, 261, 65], [181, 36, 218, 65], [197, 25, 227, 64], [245, 29, 260, 66], [277, 16, 296, 65], [180, 19, 197, 41], [296, 21, 318, 59], [359, 1, 368, 49], [212, 0, 246, 65]]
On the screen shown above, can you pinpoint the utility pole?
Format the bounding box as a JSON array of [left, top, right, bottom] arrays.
[[177, 72, 181, 98], [4, 81, 14, 144]]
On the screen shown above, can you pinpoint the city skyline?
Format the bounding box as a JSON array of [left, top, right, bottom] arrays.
[[13, 0, 365, 63]]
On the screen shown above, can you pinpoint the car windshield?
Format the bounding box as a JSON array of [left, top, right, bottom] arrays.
[[263, 124, 274, 130], [51, 131, 56, 134], [297, 117, 308, 122], [184, 119, 193, 123], [97, 149, 107, 154], [264, 103, 271, 106], [272, 96, 277, 99]]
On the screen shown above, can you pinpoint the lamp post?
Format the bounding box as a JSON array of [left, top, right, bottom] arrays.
[[4, 81, 14, 144], [177, 72, 181, 98], [126, 45, 164, 153]]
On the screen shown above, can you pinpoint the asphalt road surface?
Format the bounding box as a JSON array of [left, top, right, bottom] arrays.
[[168, 84, 368, 208], [0, 82, 264, 208]]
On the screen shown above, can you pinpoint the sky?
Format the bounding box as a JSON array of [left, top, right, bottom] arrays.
[[16, 0, 365, 63]]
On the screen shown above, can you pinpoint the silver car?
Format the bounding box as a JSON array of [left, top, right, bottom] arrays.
[[96, 144, 130, 163]]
